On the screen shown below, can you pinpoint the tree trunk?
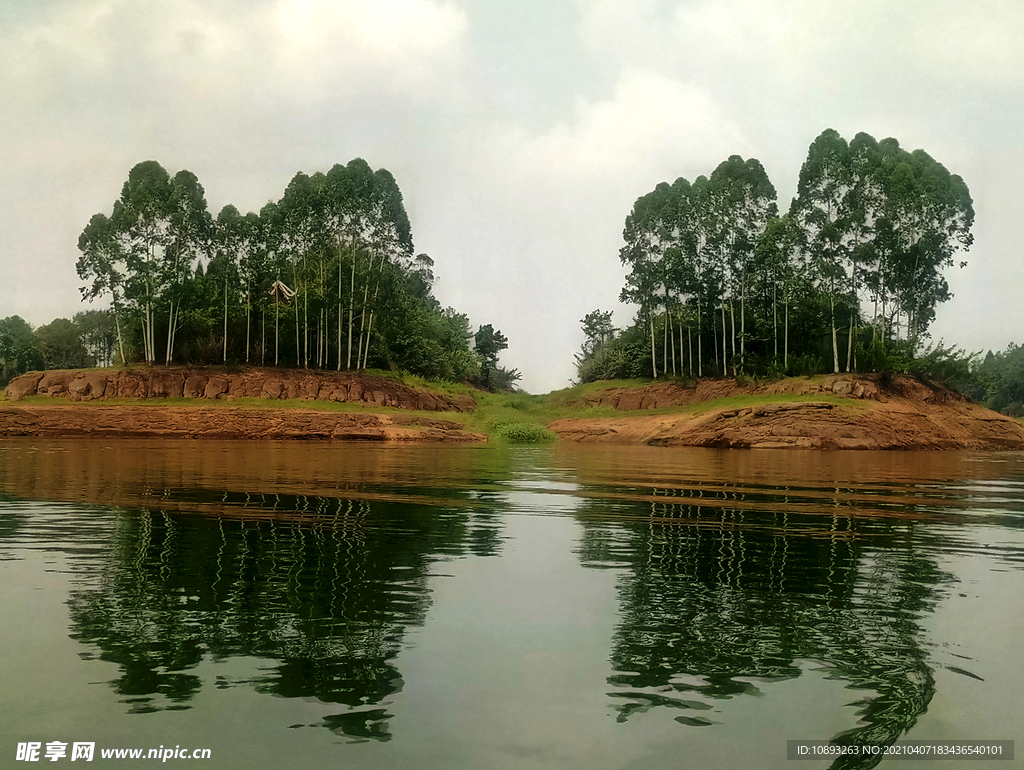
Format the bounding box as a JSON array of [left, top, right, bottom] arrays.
[[730, 300, 736, 376], [246, 301, 251, 364], [688, 324, 693, 378], [650, 316, 657, 379], [697, 301, 702, 378], [223, 277, 228, 363], [721, 304, 727, 376], [830, 291, 839, 374], [784, 295, 789, 370], [846, 313, 854, 373], [669, 311, 676, 376], [773, 283, 778, 360], [740, 276, 746, 372], [662, 311, 668, 377], [346, 256, 356, 369]]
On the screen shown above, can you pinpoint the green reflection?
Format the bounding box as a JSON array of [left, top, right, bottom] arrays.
[[577, 494, 950, 770], [65, 495, 501, 742]]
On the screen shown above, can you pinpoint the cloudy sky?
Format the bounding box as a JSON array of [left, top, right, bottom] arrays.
[[2, 0, 1022, 392]]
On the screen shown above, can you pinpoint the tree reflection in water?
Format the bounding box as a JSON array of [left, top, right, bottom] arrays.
[[65, 493, 502, 743], [577, 490, 949, 770]]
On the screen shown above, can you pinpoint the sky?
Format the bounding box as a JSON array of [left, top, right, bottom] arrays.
[[1, 0, 1022, 393]]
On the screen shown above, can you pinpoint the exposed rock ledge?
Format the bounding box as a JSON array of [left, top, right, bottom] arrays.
[[549, 374, 1024, 450], [0, 405, 486, 443], [5, 367, 477, 412]]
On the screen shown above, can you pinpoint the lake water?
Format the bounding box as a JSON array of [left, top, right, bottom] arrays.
[[0, 439, 1022, 769]]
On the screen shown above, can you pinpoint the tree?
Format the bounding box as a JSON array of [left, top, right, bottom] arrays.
[[77, 213, 128, 365], [165, 170, 213, 364], [474, 324, 509, 389], [0, 316, 44, 386], [34, 318, 92, 370], [114, 161, 175, 364]]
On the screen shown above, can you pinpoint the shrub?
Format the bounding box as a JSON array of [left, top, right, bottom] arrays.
[[492, 422, 556, 444]]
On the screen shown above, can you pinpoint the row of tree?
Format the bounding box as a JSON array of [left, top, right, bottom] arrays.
[[70, 159, 516, 388], [577, 129, 974, 382]]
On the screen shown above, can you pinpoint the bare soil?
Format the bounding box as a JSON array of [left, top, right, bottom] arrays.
[[549, 374, 1024, 450]]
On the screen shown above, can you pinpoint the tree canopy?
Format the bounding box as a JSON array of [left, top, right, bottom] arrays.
[[580, 130, 974, 384]]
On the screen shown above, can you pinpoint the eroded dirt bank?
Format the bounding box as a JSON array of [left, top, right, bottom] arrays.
[[1, 367, 485, 442], [549, 374, 1024, 450], [5, 367, 477, 412], [0, 405, 486, 442]]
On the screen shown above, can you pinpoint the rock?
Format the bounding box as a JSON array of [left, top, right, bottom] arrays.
[[261, 380, 284, 400], [183, 375, 208, 398], [204, 377, 229, 399], [67, 372, 108, 401], [6, 372, 43, 401], [151, 373, 184, 398], [38, 371, 74, 396]]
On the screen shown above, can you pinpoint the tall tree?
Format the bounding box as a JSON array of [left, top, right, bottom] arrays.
[[474, 324, 509, 389]]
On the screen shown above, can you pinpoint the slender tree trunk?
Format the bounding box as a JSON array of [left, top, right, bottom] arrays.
[[669, 311, 676, 376], [773, 283, 778, 359], [223, 277, 228, 363], [347, 256, 356, 369], [662, 311, 668, 377], [261, 307, 266, 366], [697, 301, 702, 378], [830, 291, 839, 374], [650, 316, 657, 379], [784, 295, 789, 370], [712, 307, 719, 373], [846, 314, 854, 373], [688, 324, 693, 378], [342, 253, 350, 370], [740, 276, 746, 372], [722, 304, 727, 376], [294, 267, 300, 367], [246, 301, 251, 364], [730, 300, 736, 376], [275, 301, 280, 366], [164, 299, 173, 365], [114, 308, 125, 367]]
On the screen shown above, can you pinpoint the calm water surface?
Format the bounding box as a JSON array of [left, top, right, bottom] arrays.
[[1, 439, 1022, 769]]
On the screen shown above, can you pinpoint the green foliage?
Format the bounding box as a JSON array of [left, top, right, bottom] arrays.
[[597, 128, 973, 385], [34, 318, 92, 370], [491, 422, 557, 444], [72, 159, 493, 383], [0, 316, 44, 386]]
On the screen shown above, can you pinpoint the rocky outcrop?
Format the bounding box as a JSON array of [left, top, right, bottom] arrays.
[[5, 367, 477, 413], [0, 405, 487, 443], [550, 374, 1024, 450], [574, 373, 927, 411]]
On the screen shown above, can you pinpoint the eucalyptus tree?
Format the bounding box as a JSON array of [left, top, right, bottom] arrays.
[[358, 167, 414, 370], [212, 205, 248, 362], [77, 213, 127, 365], [619, 182, 676, 377], [874, 140, 973, 346], [279, 171, 324, 367], [791, 130, 852, 373], [707, 156, 778, 373], [114, 161, 175, 364], [165, 170, 213, 364], [754, 214, 801, 367]]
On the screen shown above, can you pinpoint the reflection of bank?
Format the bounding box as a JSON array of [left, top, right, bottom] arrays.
[[61, 491, 502, 743], [575, 491, 947, 770]]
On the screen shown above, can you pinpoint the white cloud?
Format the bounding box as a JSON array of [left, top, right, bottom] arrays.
[[511, 68, 750, 182]]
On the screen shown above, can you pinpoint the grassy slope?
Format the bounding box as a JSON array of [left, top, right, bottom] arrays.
[[1, 373, 866, 443]]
